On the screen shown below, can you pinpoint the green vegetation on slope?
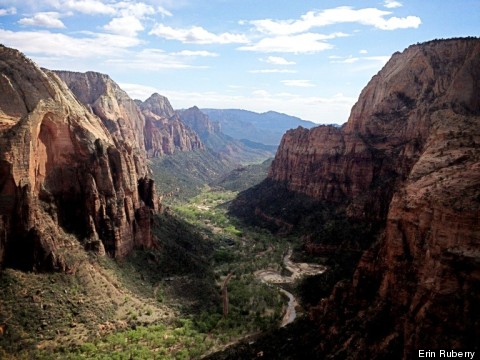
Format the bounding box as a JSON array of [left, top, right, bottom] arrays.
[[150, 148, 272, 204], [149, 149, 232, 203], [0, 186, 290, 359], [211, 158, 272, 192]]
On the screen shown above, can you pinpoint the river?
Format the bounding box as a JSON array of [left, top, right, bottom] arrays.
[[255, 249, 326, 326]]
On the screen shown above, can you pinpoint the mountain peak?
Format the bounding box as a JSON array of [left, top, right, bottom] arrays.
[[140, 93, 176, 119]]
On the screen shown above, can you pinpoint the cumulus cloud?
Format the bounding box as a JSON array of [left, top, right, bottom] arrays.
[[116, 2, 156, 18], [0, 7, 16, 16], [149, 24, 249, 44], [0, 28, 140, 58], [262, 56, 296, 65], [172, 50, 219, 57], [239, 32, 345, 53], [47, 1, 163, 19], [104, 16, 144, 37], [58, 0, 117, 15], [249, 6, 420, 35], [384, 0, 403, 8], [18, 12, 66, 28]]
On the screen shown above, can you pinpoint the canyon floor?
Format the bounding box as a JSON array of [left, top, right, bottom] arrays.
[[0, 183, 327, 359]]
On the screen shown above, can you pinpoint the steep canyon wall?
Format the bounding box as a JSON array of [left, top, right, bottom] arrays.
[[0, 46, 158, 270], [242, 38, 480, 356]]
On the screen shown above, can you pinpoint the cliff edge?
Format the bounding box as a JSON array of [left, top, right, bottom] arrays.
[[0, 46, 157, 271]]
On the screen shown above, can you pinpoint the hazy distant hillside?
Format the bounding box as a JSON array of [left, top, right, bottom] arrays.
[[177, 106, 275, 165], [201, 109, 317, 145]]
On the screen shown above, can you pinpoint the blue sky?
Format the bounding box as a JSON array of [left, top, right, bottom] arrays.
[[0, 1, 478, 124]]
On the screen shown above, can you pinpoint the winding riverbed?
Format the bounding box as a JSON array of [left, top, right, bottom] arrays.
[[255, 249, 326, 326]]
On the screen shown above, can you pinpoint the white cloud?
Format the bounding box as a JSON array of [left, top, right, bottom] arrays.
[[239, 32, 345, 53], [249, 69, 297, 74], [281, 80, 315, 87], [359, 49, 368, 54], [120, 83, 161, 101], [249, 6, 420, 35], [48, 0, 162, 18], [0, 7, 16, 16], [58, 0, 116, 15], [0, 29, 140, 58], [331, 57, 360, 64], [18, 12, 66, 28], [378, 16, 421, 30], [116, 2, 156, 18], [172, 50, 219, 57], [384, 0, 403, 9], [149, 24, 249, 44], [104, 16, 144, 37], [157, 6, 173, 17], [262, 56, 296, 65], [106, 48, 209, 71], [330, 55, 390, 66]]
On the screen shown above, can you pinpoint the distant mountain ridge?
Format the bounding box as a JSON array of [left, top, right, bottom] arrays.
[[200, 108, 317, 145], [177, 106, 275, 165]]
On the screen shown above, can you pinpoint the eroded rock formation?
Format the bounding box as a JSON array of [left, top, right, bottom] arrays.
[[137, 94, 203, 157], [0, 46, 157, 271], [177, 106, 221, 138]]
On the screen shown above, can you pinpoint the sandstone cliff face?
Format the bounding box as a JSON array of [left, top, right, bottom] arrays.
[[54, 71, 148, 171], [177, 106, 221, 138], [270, 39, 480, 221], [137, 94, 203, 157], [0, 46, 156, 271], [265, 38, 480, 356]]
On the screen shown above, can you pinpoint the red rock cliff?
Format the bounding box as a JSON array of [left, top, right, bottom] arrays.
[[137, 94, 203, 157], [270, 38, 480, 221], [0, 46, 156, 271], [55, 71, 203, 158], [269, 38, 480, 356], [177, 106, 221, 138]]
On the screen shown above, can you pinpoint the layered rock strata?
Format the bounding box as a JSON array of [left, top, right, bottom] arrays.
[[136, 94, 203, 157], [177, 106, 221, 138], [0, 46, 157, 270]]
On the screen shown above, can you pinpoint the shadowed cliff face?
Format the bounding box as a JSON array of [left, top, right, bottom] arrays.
[[233, 38, 480, 357], [0, 46, 157, 271]]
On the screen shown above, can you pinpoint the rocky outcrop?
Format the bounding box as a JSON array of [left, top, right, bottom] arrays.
[[240, 38, 480, 356], [270, 38, 480, 221], [0, 46, 157, 271], [137, 94, 203, 157], [55, 74, 203, 159], [177, 106, 221, 138], [54, 70, 148, 171]]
